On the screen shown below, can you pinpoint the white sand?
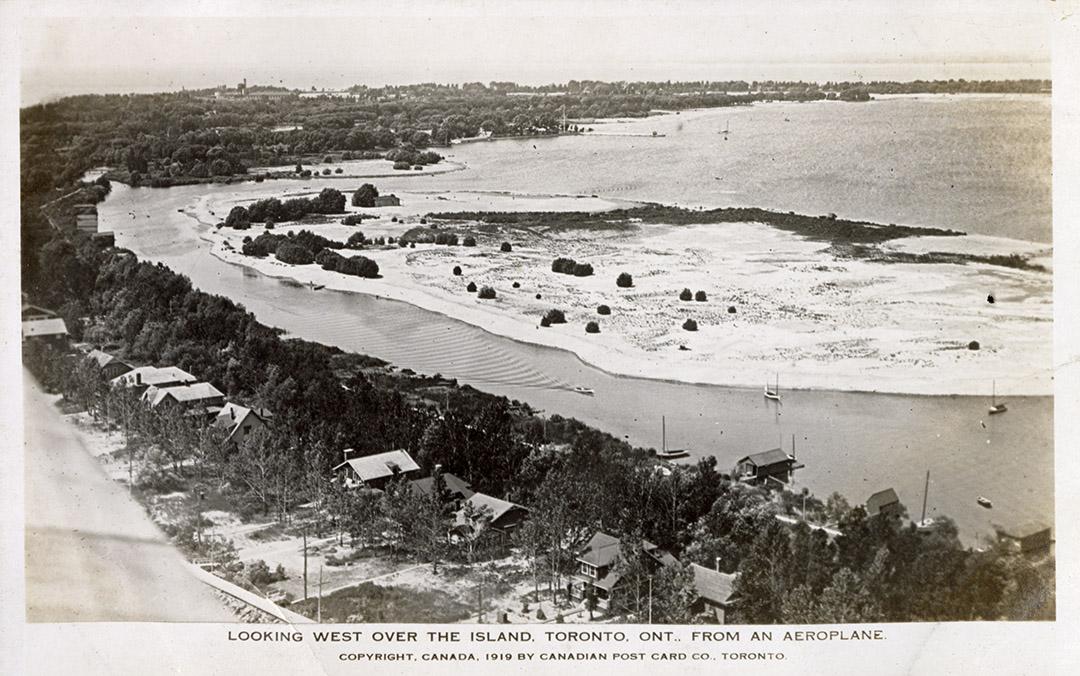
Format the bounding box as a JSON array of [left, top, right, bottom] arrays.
[[194, 189, 1052, 396]]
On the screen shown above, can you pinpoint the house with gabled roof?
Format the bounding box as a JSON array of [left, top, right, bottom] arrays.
[[112, 365, 197, 394], [866, 488, 902, 519], [86, 349, 133, 381], [141, 382, 226, 418], [452, 492, 528, 538], [733, 448, 799, 485], [410, 471, 474, 504], [569, 531, 679, 611], [213, 402, 272, 447], [689, 563, 738, 624], [333, 449, 421, 490], [22, 317, 70, 349]]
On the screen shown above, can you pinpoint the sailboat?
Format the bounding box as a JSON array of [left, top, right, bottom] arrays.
[[764, 373, 781, 401], [988, 380, 1007, 415], [656, 416, 690, 460], [915, 470, 938, 531], [719, 119, 730, 136]]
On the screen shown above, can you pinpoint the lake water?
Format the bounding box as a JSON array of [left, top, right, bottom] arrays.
[[99, 95, 1053, 544]]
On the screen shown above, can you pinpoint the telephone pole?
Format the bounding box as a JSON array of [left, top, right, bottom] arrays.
[[303, 527, 309, 600]]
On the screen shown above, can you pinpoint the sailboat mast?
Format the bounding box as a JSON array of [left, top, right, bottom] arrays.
[[992, 380, 996, 406], [662, 416, 666, 453], [920, 470, 930, 523]]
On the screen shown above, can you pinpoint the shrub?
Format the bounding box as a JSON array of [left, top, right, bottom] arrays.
[[420, 218, 428, 225], [968, 340, 980, 350], [539, 317, 551, 328], [695, 290, 707, 302], [501, 242, 513, 252], [434, 232, 459, 246], [616, 272, 633, 288], [535, 293, 542, 300], [410, 242, 415, 248], [322, 168, 332, 175], [315, 248, 344, 269], [300, 169, 312, 178], [585, 321, 600, 334], [393, 160, 411, 170], [463, 236, 477, 247], [225, 205, 250, 228], [535, 608, 546, 621], [295, 164, 303, 173], [597, 304, 611, 315], [335, 167, 343, 174], [572, 263, 594, 277], [391, 216, 398, 222], [512, 281, 520, 288], [683, 318, 698, 331], [552, 257, 576, 274], [452, 265, 462, 276], [727, 305, 737, 314], [679, 288, 693, 301], [323, 155, 334, 163], [275, 242, 315, 265], [352, 184, 379, 208], [478, 286, 496, 299], [466, 282, 477, 292], [543, 309, 566, 325], [346, 232, 367, 249]]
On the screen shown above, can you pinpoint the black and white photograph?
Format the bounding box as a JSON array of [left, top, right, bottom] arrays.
[[3, 1, 1078, 673]]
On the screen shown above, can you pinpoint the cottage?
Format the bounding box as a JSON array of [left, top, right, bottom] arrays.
[[866, 488, 902, 519], [87, 349, 133, 381], [733, 448, 798, 485], [452, 492, 528, 538], [570, 532, 678, 611], [141, 382, 226, 418], [111, 366, 197, 393], [689, 564, 738, 624], [22, 303, 58, 322], [333, 449, 421, 490], [996, 522, 1053, 555], [373, 194, 401, 207], [213, 402, 272, 446], [411, 472, 474, 503], [22, 317, 70, 349]]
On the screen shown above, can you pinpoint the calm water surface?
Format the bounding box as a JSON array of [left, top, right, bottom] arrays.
[[100, 95, 1053, 543]]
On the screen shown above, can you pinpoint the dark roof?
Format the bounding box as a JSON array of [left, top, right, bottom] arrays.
[[690, 564, 736, 605], [738, 448, 791, 467], [577, 532, 622, 568], [866, 488, 900, 516], [411, 473, 474, 499]]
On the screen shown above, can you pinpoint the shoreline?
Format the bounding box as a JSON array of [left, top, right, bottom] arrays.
[[200, 217, 1052, 397]]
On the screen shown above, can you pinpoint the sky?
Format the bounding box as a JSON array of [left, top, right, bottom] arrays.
[[18, 0, 1054, 105]]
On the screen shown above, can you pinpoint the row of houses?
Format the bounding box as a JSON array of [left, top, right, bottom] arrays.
[[331, 447, 736, 621]]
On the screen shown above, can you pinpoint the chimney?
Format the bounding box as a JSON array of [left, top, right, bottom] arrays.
[[230, 407, 235, 420], [135, 372, 141, 385], [715, 557, 722, 572]]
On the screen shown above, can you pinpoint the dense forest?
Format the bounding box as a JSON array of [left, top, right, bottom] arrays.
[[19, 79, 1055, 623]]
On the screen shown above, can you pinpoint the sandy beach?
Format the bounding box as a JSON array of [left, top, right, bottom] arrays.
[[191, 188, 1052, 396]]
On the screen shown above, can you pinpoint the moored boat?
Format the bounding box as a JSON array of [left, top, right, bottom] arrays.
[[572, 386, 595, 396], [764, 373, 781, 401], [656, 416, 690, 460]]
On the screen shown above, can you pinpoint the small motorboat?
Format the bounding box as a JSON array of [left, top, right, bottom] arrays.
[[310, 282, 325, 291], [572, 386, 595, 396], [976, 496, 993, 509]]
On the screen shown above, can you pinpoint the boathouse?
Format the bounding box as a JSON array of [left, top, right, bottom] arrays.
[[733, 448, 798, 485], [866, 488, 902, 519], [995, 522, 1053, 555]]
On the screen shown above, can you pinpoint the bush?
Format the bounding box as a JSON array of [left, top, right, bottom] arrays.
[[616, 272, 633, 288], [535, 608, 546, 621], [540, 317, 551, 328], [466, 282, 477, 292], [597, 304, 611, 315], [679, 288, 693, 301], [434, 232, 459, 246], [393, 160, 411, 170], [225, 205, 250, 228], [335, 167, 343, 174], [535, 293, 542, 300], [695, 290, 707, 302], [552, 257, 576, 274], [543, 309, 566, 324], [727, 305, 737, 314], [352, 184, 379, 208], [585, 321, 600, 334], [323, 155, 334, 163], [512, 282, 520, 288], [683, 318, 698, 331], [420, 218, 428, 225], [300, 169, 312, 178], [501, 242, 513, 252], [275, 242, 315, 265], [452, 265, 462, 276], [968, 340, 980, 350], [478, 286, 496, 299], [463, 236, 477, 247], [322, 168, 332, 175], [346, 232, 367, 249], [572, 262, 594, 277]]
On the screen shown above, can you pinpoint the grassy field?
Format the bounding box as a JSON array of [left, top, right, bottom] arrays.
[[290, 582, 474, 623]]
